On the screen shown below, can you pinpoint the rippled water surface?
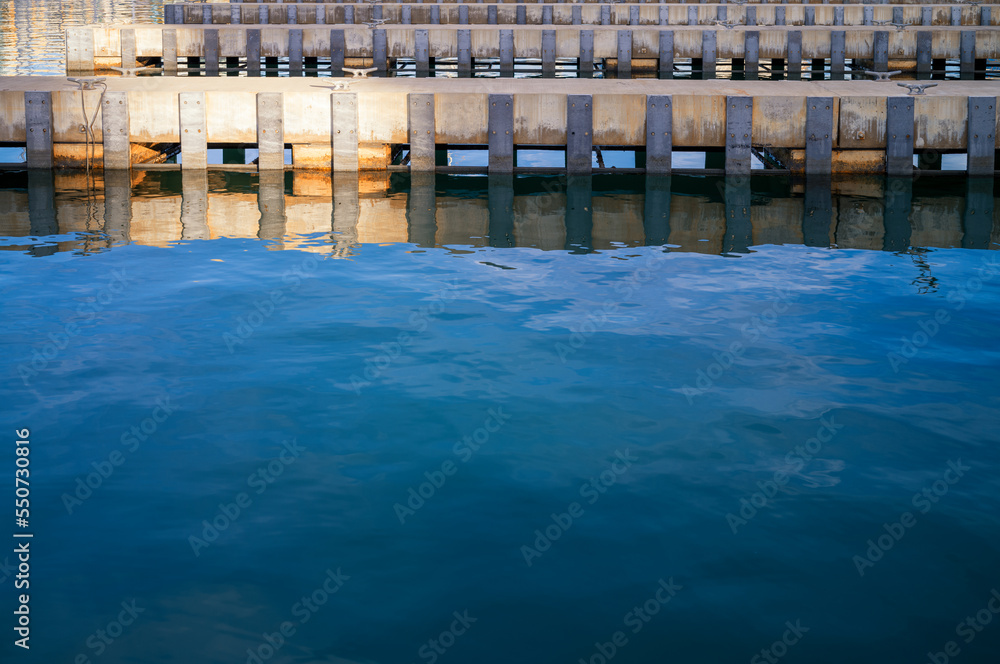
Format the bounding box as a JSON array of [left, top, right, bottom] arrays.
[[2, 173, 1000, 663], [0, 0, 164, 75]]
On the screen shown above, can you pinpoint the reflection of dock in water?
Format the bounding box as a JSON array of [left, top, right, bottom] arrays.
[[0, 172, 996, 256]]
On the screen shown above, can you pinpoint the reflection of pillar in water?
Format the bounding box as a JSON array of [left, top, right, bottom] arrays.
[[565, 176, 592, 253], [180, 171, 209, 241], [802, 176, 832, 248], [882, 178, 912, 252], [962, 178, 994, 250], [407, 172, 437, 248], [643, 175, 671, 246], [722, 176, 752, 254], [332, 173, 360, 257], [103, 170, 132, 245], [27, 169, 58, 237], [487, 173, 514, 248], [257, 171, 286, 247]]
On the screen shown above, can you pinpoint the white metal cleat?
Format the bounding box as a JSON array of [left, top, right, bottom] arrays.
[[343, 67, 378, 78], [109, 65, 162, 76]]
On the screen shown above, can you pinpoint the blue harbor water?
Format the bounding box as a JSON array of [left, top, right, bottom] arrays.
[[1, 172, 1000, 663]]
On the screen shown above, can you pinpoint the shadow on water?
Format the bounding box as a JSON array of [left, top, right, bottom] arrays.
[[0, 170, 996, 258]]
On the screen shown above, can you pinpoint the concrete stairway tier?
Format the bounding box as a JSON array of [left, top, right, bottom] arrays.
[[67, 24, 999, 79], [4, 76, 999, 175], [163, 3, 998, 28]]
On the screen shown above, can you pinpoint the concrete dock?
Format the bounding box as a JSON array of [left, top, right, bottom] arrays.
[[67, 24, 1000, 78], [0, 0, 995, 176], [163, 3, 999, 27], [4, 75, 999, 174]]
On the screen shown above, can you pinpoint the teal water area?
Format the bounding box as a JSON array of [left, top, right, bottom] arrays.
[[2, 172, 1000, 664]]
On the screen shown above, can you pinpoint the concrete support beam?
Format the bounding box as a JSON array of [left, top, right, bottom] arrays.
[[658, 30, 673, 77], [416, 29, 430, 74], [331, 29, 345, 75], [458, 29, 472, 74], [179, 92, 207, 171], [567, 94, 593, 174], [645, 94, 672, 175], [289, 28, 304, 76], [805, 96, 833, 175], [24, 92, 53, 170], [580, 29, 594, 76], [745, 30, 759, 80], [542, 29, 556, 75], [617, 29, 632, 76], [408, 93, 436, 171], [701, 30, 716, 79], [886, 96, 914, 177], [488, 93, 514, 173], [205, 28, 220, 76], [257, 92, 285, 171], [332, 93, 359, 172], [873, 30, 888, 71], [121, 28, 137, 69], [500, 29, 514, 75], [967, 97, 996, 176], [960, 30, 976, 78], [725, 96, 752, 175], [163, 29, 178, 75], [787, 30, 802, 80], [916, 31, 932, 76], [101, 91, 131, 171], [247, 29, 261, 76]]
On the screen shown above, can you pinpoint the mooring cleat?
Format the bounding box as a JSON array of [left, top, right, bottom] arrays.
[[343, 67, 378, 78], [109, 65, 162, 77], [66, 77, 107, 90], [714, 20, 739, 30], [890, 22, 909, 31], [897, 82, 938, 96], [862, 70, 901, 81]]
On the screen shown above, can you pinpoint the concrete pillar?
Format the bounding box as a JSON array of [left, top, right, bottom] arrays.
[[332, 93, 358, 172], [289, 29, 303, 76], [24, 92, 53, 170], [163, 29, 178, 75], [967, 97, 997, 176], [121, 28, 136, 69], [805, 97, 833, 175], [617, 30, 632, 76], [645, 94, 672, 175], [179, 92, 207, 170], [566, 95, 593, 175], [204, 29, 219, 76], [257, 92, 285, 171], [658, 30, 673, 78], [580, 30, 594, 76], [247, 29, 261, 76], [408, 93, 436, 171], [725, 96, 752, 175], [101, 91, 131, 171], [886, 97, 914, 177], [488, 94, 514, 173]]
